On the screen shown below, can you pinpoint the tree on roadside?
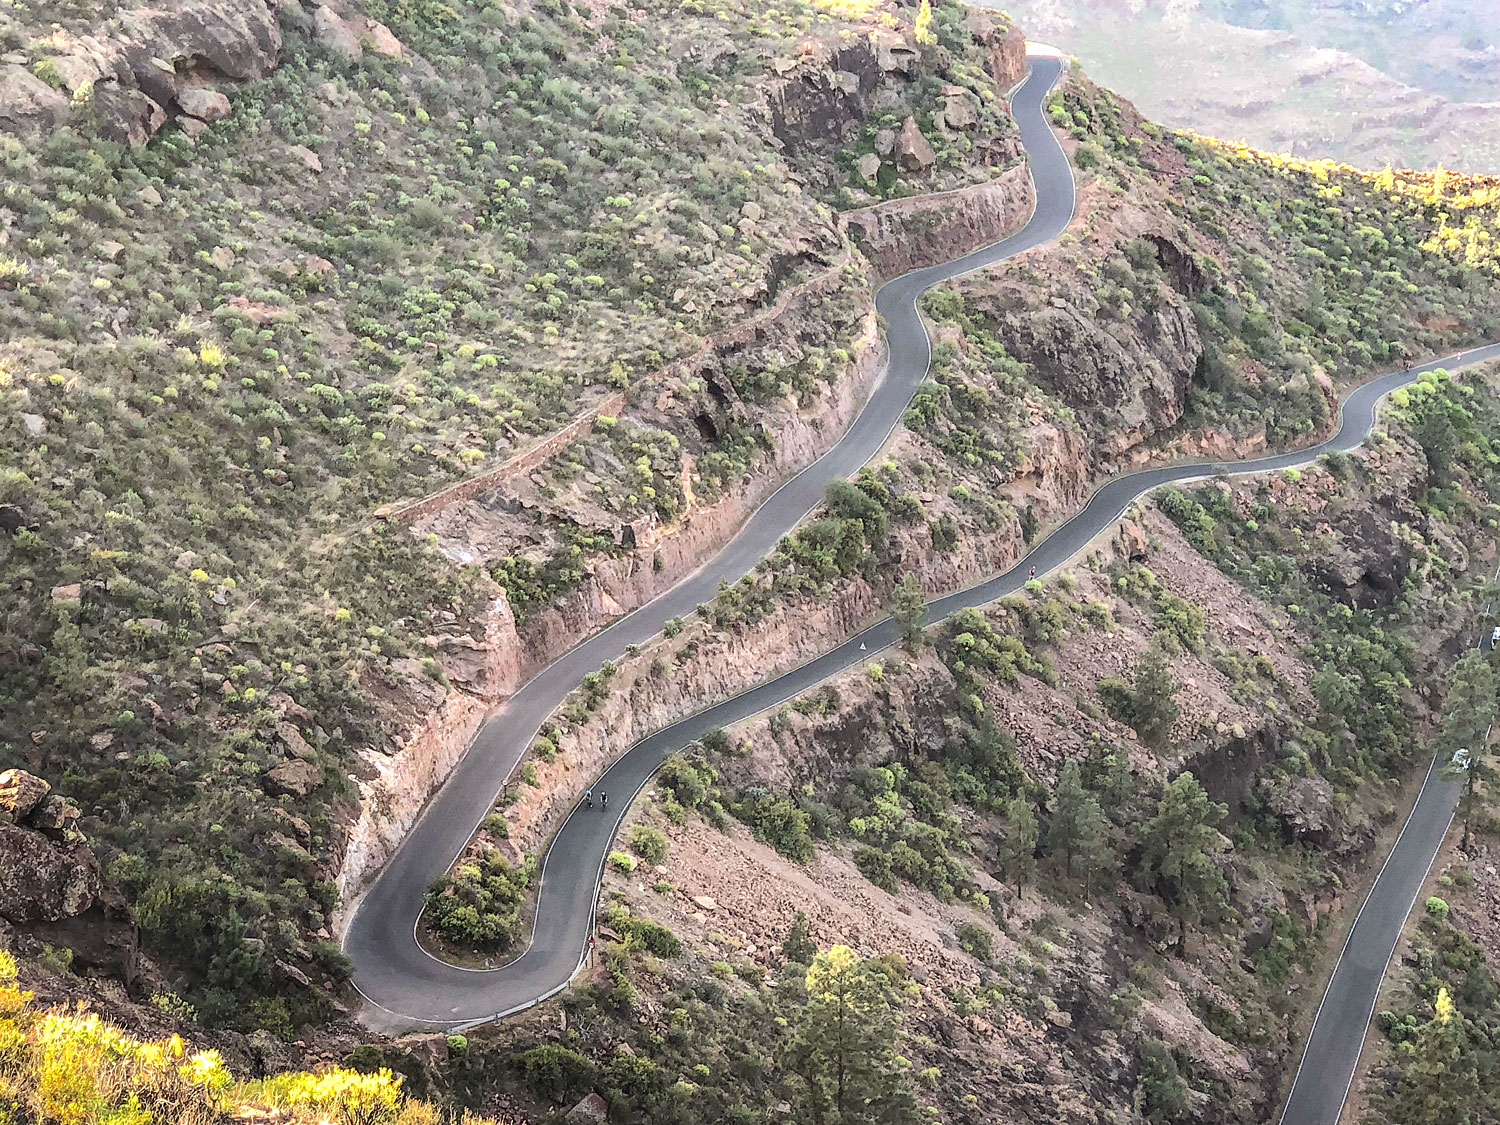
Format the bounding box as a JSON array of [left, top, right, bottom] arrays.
[[997, 795, 1038, 898], [889, 571, 927, 654], [1138, 773, 1230, 944], [1392, 987, 1480, 1125]]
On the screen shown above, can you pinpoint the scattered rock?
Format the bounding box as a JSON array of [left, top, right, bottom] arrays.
[[857, 152, 881, 184], [939, 84, 979, 131], [136, 185, 163, 206], [398, 1032, 450, 1068], [271, 807, 313, 845], [20, 413, 45, 437], [1242, 913, 1275, 956], [692, 895, 718, 911], [50, 584, 82, 604], [1117, 518, 1149, 561]]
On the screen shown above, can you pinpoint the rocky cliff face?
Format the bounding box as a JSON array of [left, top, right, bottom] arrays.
[[0, 769, 138, 983], [844, 164, 1035, 278], [958, 216, 1210, 458], [767, 8, 1023, 194]]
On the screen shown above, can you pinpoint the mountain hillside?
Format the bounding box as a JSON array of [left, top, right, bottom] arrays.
[[4, 0, 1500, 1122]]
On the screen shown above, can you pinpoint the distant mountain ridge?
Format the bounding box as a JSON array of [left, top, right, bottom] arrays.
[[976, 0, 1500, 171]]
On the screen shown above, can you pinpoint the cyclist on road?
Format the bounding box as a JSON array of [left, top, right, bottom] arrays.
[[1029, 565, 1036, 579], [601, 793, 609, 810], [584, 788, 593, 808]]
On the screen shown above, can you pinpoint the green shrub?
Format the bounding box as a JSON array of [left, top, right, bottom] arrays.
[[954, 921, 992, 961], [629, 824, 669, 865]]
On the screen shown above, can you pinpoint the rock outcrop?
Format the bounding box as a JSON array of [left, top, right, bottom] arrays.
[[965, 9, 1027, 92], [0, 0, 281, 144], [0, 770, 138, 982], [844, 164, 1035, 278]]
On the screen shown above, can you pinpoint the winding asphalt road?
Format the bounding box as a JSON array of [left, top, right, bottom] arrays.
[[345, 51, 1076, 1028], [344, 50, 1500, 1091]]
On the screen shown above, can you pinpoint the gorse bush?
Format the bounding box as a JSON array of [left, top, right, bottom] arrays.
[[0, 951, 492, 1125]]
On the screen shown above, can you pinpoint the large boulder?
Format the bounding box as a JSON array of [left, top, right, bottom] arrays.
[[0, 65, 68, 128], [895, 116, 935, 171], [264, 758, 322, 799], [0, 773, 138, 981], [566, 1093, 609, 1123], [1261, 775, 1336, 845], [176, 85, 231, 123], [0, 823, 101, 921], [312, 5, 363, 62]]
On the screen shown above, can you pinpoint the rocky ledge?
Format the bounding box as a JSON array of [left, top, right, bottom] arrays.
[[0, 0, 404, 145]]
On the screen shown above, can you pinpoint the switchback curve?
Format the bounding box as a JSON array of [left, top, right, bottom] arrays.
[[345, 51, 1076, 1028]]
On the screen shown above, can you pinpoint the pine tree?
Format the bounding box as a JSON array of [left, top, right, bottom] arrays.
[[997, 795, 1038, 897], [914, 0, 936, 45], [1073, 796, 1111, 901], [1438, 650, 1499, 852], [889, 571, 927, 655], [1046, 761, 1090, 874], [1138, 773, 1230, 942], [1047, 762, 1111, 897], [785, 946, 919, 1125], [782, 909, 817, 966], [1131, 637, 1180, 749], [1102, 749, 1135, 823]]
